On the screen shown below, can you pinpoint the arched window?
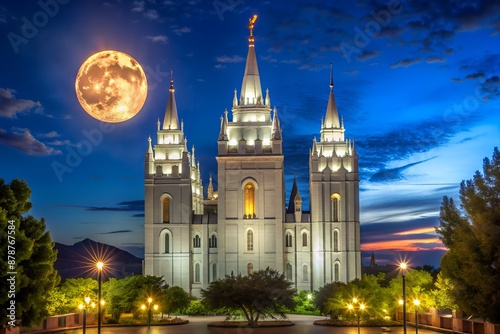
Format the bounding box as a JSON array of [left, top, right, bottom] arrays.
[[212, 263, 217, 282], [160, 229, 172, 254], [302, 232, 308, 247], [247, 230, 254, 251], [285, 231, 293, 247], [333, 230, 339, 252], [209, 234, 217, 248], [164, 233, 170, 253], [331, 194, 340, 222], [193, 235, 201, 248], [162, 196, 171, 223], [244, 183, 255, 218], [334, 262, 340, 282], [247, 263, 254, 275], [302, 264, 308, 282], [286, 263, 293, 281], [194, 263, 201, 283]]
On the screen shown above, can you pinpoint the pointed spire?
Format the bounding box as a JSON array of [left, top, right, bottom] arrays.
[[233, 89, 238, 107], [265, 88, 270, 107], [240, 15, 262, 106], [157, 119, 160, 131], [162, 71, 179, 130], [218, 109, 228, 140], [208, 174, 214, 200], [286, 174, 300, 213], [147, 136, 153, 154], [191, 145, 196, 166], [272, 106, 282, 140], [324, 63, 340, 129], [312, 137, 318, 156], [218, 115, 225, 140]]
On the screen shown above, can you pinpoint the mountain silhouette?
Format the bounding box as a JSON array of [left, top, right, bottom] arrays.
[[54, 238, 142, 281]]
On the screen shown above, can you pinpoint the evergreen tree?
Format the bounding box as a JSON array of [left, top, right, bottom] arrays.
[[0, 179, 59, 329], [437, 147, 500, 322]]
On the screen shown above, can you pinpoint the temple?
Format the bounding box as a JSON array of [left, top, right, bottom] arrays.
[[143, 15, 361, 296]]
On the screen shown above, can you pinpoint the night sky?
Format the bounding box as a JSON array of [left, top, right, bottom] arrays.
[[1, 0, 499, 268]]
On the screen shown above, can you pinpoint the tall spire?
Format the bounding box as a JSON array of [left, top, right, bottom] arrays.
[[324, 63, 340, 129], [147, 136, 153, 154], [286, 174, 301, 214], [207, 175, 214, 200], [240, 14, 263, 106], [162, 71, 179, 130], [272, 106, 281, 140]]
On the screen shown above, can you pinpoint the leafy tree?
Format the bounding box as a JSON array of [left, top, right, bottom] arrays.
[[202, 268, 296, 327], [389, 269, 434, 312], [104, 275, 167, 320], [429, 272, 458, 310], [0, 179, 59, 329], [436, 147, 500, 322], [47, 278, 97, 315], [162, 286, 190, 316], [350, 274, 393, 319], [292, 290, 319, 315], [314, 281, 347, 316], [318, 274, 393, 320]]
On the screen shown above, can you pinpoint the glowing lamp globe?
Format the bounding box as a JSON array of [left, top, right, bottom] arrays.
[[75, 50, 148, 123]]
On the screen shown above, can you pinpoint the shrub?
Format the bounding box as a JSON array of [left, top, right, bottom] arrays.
[[184, 300, 208, 316]]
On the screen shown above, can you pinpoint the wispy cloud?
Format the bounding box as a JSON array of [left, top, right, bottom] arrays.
[[84, 200, 144, 212], [131, 1, 144, 12], [390, 57, 422, 68], [357, 50, 381, 62], [36, 131, 60, 138], [216, 55, 245, 63], [426, 56, 446, 63], [369, 157, 436, 183], [0, 128, 61, 156], [99, 230, 133, 234], [144, 9, 159, 20], [0, 88, 42, 118], [171, 26, 191, 35], [146, 35, 168, 44]]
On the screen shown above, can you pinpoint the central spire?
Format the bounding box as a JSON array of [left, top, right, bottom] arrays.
[[239, 14, 263, 106], [324, 63, 340, 129], [163, 71, 179, 130]]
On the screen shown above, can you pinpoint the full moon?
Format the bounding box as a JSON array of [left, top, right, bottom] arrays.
[[75, 50, 148, 123]]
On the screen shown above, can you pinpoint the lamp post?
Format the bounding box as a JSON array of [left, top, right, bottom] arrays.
[[414, 299, 420, 334], [96, 261, 103, 334], [78, 297, 91, 334], [398, 299, 404, 321], [142, 297, 158, 330], [348, 297, 366, 334], [399, 262, 408, 334]]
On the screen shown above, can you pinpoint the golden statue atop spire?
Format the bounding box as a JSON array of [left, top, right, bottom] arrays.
[[248, 14, 258, 46]]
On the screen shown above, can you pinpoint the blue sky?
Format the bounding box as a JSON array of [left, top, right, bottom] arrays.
[[1, 0, 499, 268]]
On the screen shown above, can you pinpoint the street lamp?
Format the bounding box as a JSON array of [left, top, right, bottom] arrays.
[[96, 261, 104, 334], [142, 297, 158, 330], [399, 262, 408, 334], [78, 296, 91, 334], [414, 299, 420, 334], [348, 297, 366, 334]]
